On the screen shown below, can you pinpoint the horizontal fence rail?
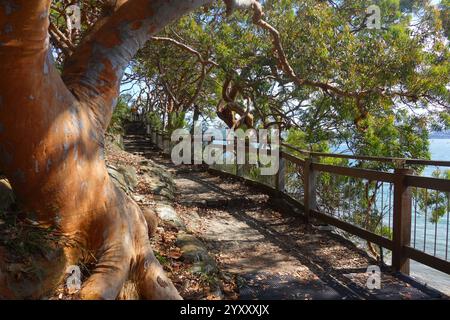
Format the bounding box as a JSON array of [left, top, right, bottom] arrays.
[[282, 143, 450, 167], [146, 126, 450, 276]]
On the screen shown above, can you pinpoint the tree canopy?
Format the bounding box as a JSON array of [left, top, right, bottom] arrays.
[[110, 0, 449, 161]]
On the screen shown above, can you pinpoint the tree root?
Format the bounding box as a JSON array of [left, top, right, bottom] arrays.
[[0, 185, 181, 300], [78, 188, 181, 300]]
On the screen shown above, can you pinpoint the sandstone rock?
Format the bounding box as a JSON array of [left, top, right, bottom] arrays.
[[155, 188, 175, 201], [176, 233, 218, 275], [175, 233, 206, 259], [191, 260, 218, 275], [140, 165, 175, 188], [107, 165, 128, 192], [117, 165, 138, 190], [140, 170, 176, 201], [105, 132, 124, 150], [155, 204, 185, 229]]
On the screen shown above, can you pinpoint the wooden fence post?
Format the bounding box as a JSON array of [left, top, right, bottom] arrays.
[[163, 134, 171, 155], [236, 137, 246, 177], [392, 167, 413, 274], [233, 137, 238, 176], [276, 155, 286, 194], [303, 156, 317, 223], [158, 133, 163, 150]]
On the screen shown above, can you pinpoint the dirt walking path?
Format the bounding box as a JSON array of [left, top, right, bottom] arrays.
[[124, 133, 447, 300]]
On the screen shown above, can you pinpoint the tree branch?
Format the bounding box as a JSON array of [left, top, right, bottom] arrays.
[[49, 22, 75, 56], [150, 36, 217, 110], [236, 1, 431, 105], [151, 36, 218, 67], [61, 0, 214, 130]]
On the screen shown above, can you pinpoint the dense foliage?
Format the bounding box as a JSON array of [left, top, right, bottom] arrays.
[[128, 0, 449, 161]]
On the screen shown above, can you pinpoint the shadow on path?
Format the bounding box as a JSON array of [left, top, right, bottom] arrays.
[[124, 132, 447, 300]]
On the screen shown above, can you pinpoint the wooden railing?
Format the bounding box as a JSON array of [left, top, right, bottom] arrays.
[[146, 126, 450, 276]]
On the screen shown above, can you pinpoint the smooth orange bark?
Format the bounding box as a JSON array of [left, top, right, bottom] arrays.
[[0, 0, 214, 299]]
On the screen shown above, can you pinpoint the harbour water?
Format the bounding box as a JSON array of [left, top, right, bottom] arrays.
[[333, 138, 450, 295], [410, 139, 450, 295]]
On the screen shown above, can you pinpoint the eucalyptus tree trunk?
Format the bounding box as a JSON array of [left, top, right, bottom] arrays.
[[0, 0, 219, 300]]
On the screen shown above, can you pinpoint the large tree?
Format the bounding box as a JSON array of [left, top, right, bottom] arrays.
[[0, 0, 259, 300]]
